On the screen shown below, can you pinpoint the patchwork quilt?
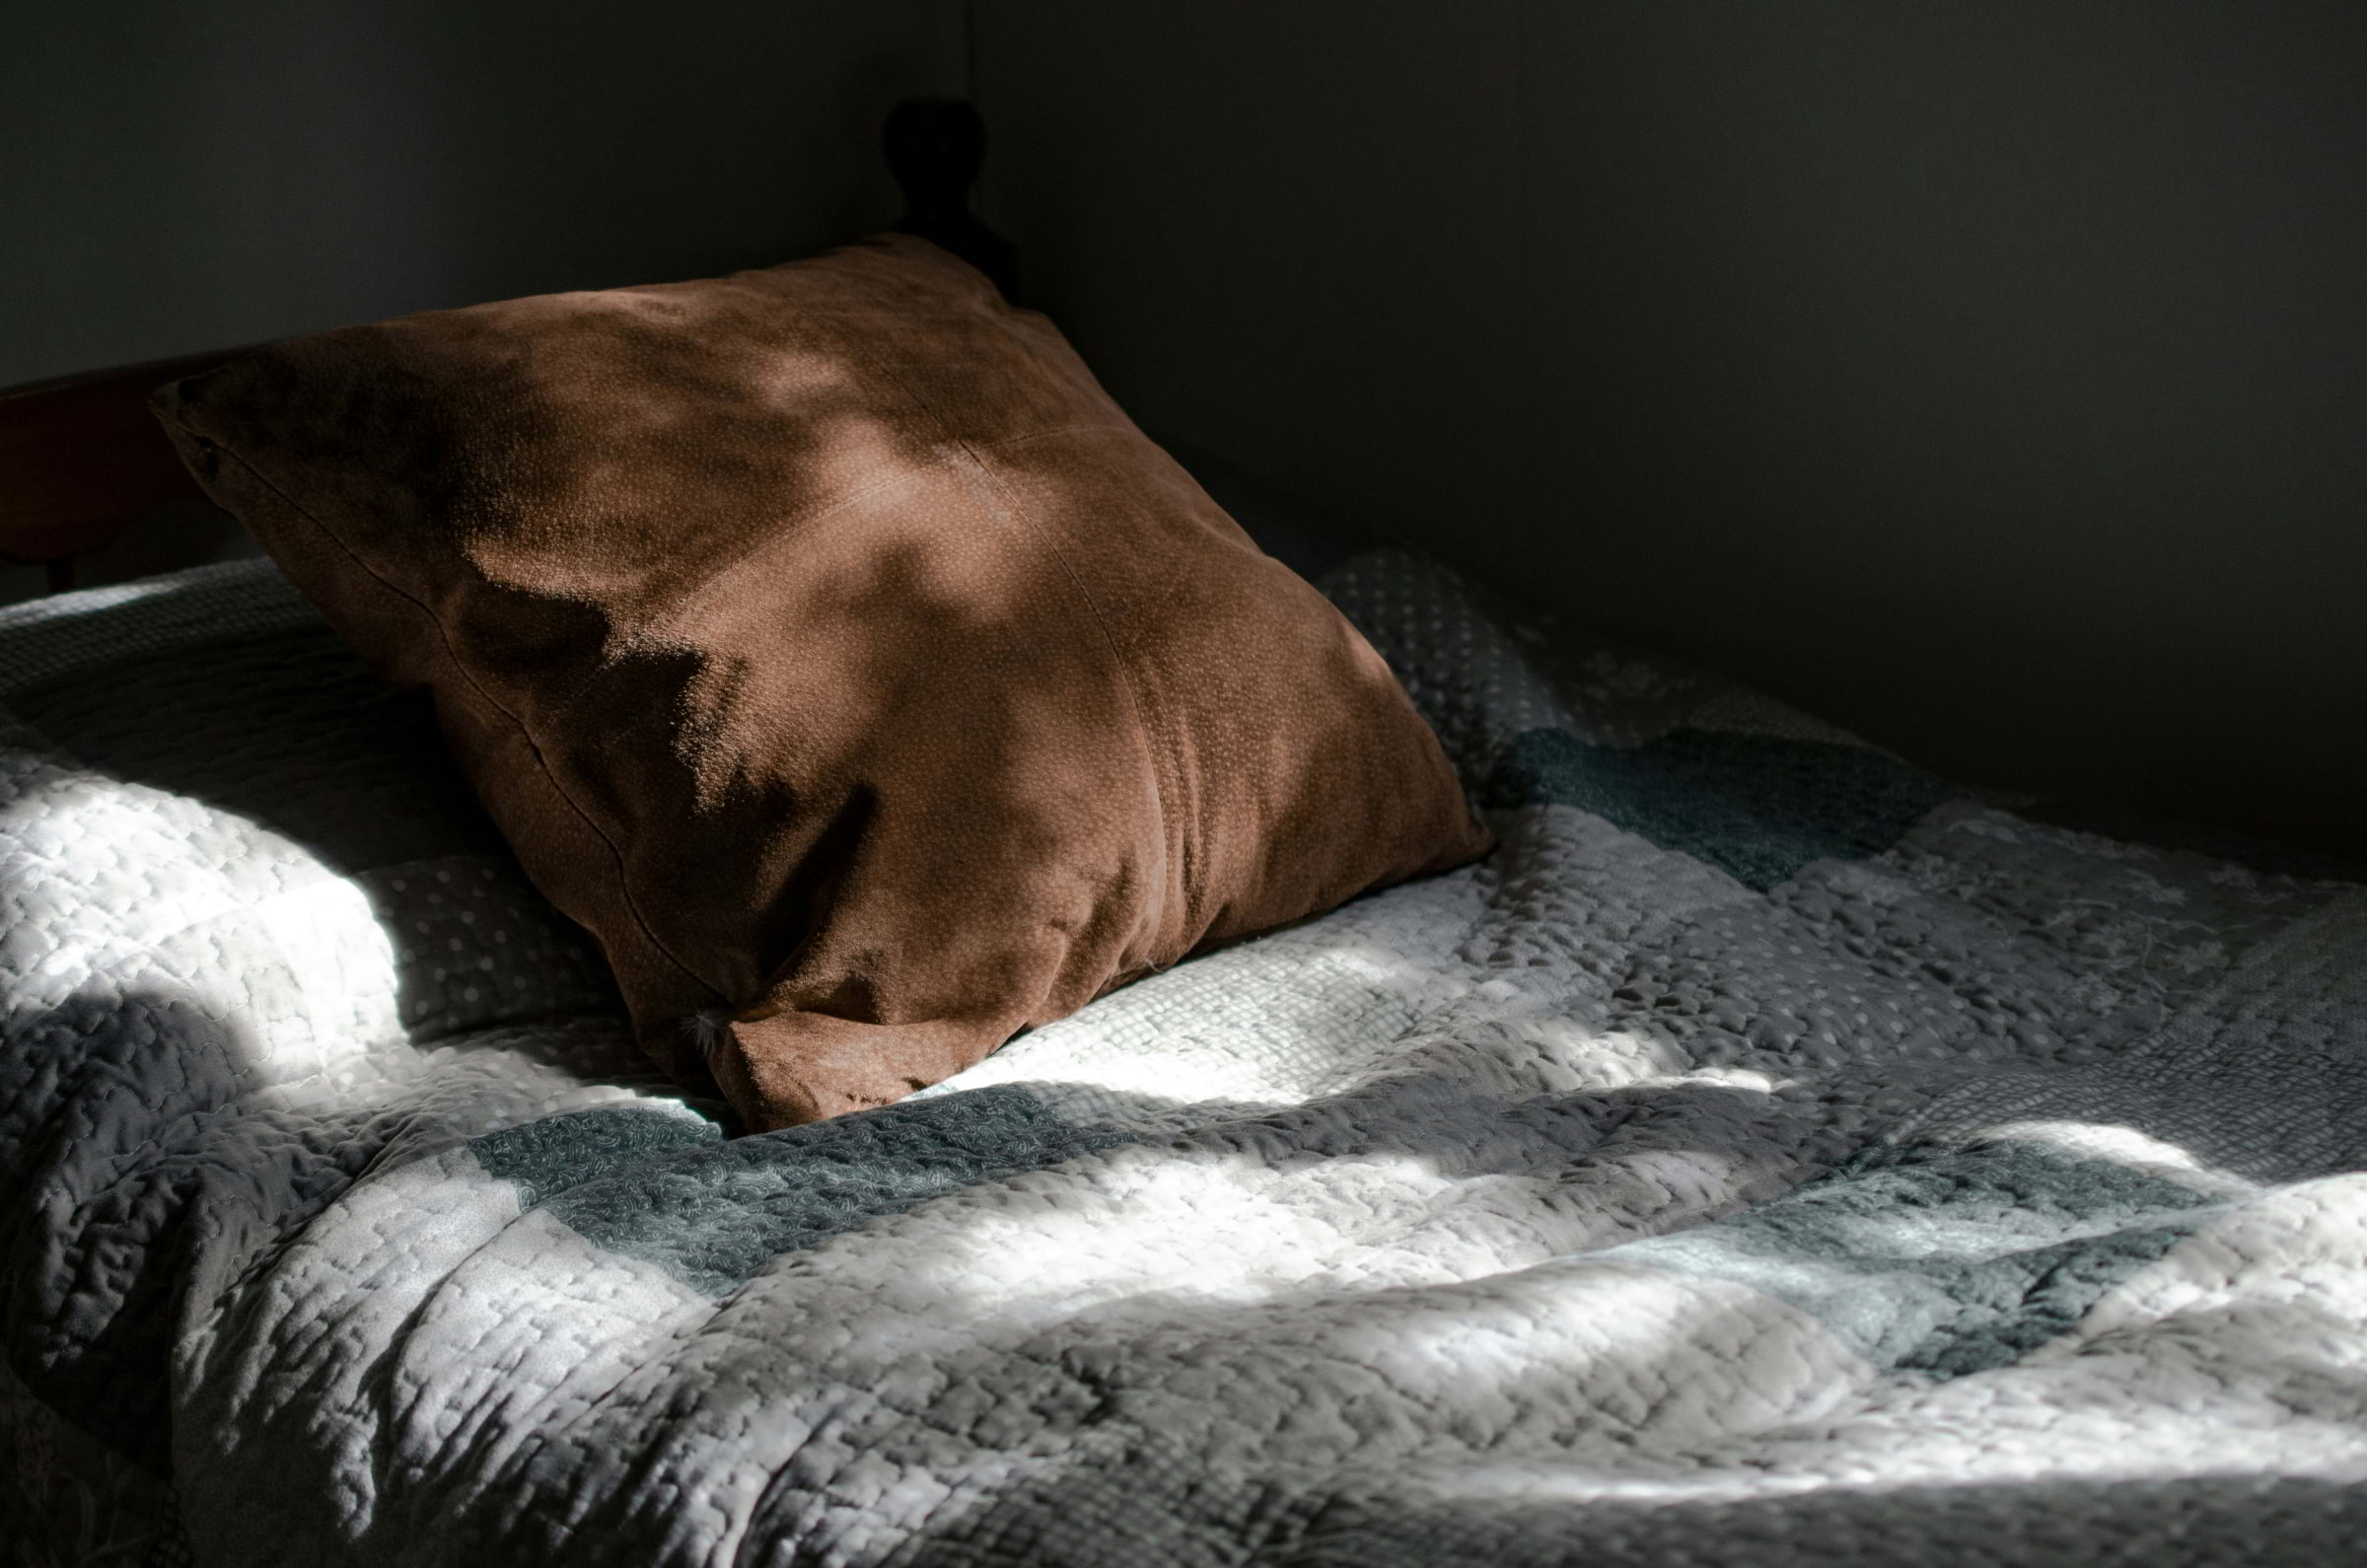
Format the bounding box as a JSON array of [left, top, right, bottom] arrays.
[[4, 547, 2365, 1567]]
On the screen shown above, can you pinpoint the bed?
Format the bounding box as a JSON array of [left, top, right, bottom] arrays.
[[6, 111, 2367, 1568]]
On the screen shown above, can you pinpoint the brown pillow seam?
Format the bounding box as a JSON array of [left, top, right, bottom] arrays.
[[171, 418, 720, 1005]]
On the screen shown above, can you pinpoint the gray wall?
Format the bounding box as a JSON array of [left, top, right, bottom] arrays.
[[1, 0, 959, 388], [976, 2, 2367, 858], [0, 0, 958, 603]]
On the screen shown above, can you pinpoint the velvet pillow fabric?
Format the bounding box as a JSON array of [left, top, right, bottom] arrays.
[[152, 235, 1491, 1130]]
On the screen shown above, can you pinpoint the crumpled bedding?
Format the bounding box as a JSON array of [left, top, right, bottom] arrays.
[[4, 549, 2365, 1567]]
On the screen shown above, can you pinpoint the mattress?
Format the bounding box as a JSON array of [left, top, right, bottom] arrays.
[[5, 535, 2365, 1566]]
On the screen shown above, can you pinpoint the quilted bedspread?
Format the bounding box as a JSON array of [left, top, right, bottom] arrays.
[[5, 545, 2367, 1566]]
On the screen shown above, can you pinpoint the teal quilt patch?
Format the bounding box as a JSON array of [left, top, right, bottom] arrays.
[[1485, 727, 1962, 890], [1614, 1140, 2224, 1378], [470, 1088, 1129, 1297]]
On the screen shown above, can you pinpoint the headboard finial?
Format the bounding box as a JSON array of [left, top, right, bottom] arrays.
[[885, 98, 1018, 303]]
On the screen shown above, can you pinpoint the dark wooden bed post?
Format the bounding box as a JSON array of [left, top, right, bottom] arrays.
[[885, 98, 1019, 303]]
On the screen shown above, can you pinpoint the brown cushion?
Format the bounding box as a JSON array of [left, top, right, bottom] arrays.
[[151, 235, 1491, 1130]]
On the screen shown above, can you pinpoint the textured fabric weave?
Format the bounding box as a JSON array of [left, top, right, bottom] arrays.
[[7, 550, 2367, 1565]]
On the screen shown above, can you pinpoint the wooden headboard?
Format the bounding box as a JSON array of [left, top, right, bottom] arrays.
[[0, 348, 246, 591], [0, 98, 1010, 595]]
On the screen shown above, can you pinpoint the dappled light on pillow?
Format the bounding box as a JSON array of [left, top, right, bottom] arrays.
[[156, 234, 1490, 1129]]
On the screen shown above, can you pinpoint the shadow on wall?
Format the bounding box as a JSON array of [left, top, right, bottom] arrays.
[[0, 0, 956, 389], [3, 0, 969, 604], [970, 1, 2367, 861]]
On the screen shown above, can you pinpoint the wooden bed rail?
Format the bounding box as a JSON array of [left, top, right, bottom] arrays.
[[0, 347, 251, 589]]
